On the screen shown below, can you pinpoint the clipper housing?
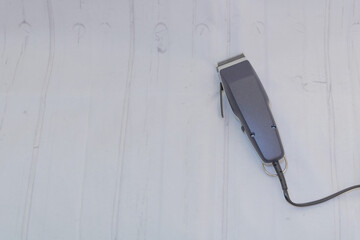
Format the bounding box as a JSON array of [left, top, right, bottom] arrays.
[[217, 54, 284, 163]]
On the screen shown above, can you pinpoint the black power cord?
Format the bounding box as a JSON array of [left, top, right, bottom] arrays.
[[272, 161, 360, 207]]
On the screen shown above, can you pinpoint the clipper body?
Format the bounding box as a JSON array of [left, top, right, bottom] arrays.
[[217, 54, 284, 163]]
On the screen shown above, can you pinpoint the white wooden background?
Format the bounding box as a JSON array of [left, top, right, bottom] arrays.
[[1, 0, 360, 239]]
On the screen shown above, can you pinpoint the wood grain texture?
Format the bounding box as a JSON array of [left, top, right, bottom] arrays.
[[0, 0, 360, 239]]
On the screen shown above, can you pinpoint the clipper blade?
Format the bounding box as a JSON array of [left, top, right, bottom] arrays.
[[217, 53, 246, 72]]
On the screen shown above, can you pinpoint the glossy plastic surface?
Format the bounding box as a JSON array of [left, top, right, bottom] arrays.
[[218, 59, 284, 163]]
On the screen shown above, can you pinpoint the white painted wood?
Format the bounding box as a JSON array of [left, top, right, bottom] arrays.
[[0, 0, 360, 239]]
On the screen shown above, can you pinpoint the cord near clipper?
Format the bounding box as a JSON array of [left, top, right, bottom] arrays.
[[217, 54, 360, 207]]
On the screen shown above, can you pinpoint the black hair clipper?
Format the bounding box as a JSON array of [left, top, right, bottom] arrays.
[[216, 53, 360, 207], [217, 54, 284, 163]]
